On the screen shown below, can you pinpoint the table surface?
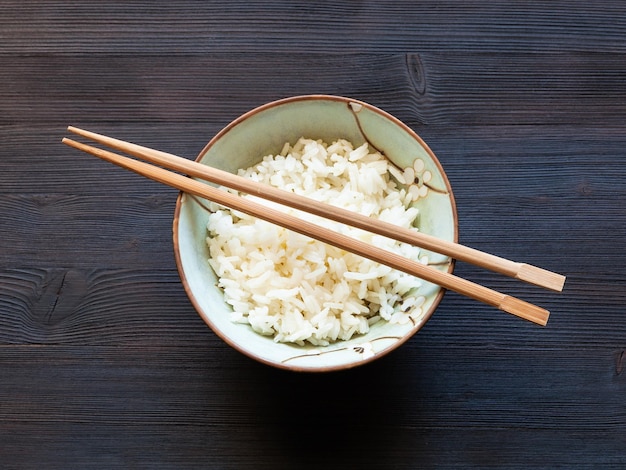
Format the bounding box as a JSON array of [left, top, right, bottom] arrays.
[[1, 2, 625, 468]]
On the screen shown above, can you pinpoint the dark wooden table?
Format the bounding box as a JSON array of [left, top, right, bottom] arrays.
[[1, 2, 625, 468]]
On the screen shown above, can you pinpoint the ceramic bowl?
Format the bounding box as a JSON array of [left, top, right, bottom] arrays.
[[173, 95, 457, 372]]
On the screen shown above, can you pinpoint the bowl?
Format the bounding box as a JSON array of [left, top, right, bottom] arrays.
[[173, 95, 457, 372]]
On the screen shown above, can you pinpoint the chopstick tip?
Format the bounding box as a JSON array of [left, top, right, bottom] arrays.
[[62, 137, 82, 150]]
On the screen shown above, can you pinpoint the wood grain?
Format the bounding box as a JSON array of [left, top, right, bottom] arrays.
[[0, 268, 208, 344], [2, 1, 626, 54], [0, 345, 623, 468], [1, 53, 625, 127]]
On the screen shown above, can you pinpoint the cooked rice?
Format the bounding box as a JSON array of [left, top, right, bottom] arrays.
[[206, 137, 426, 346]]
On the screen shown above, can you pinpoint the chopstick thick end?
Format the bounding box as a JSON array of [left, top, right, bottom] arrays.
[[516, 264, 566, 292], [498, 295, 550, 326], [499, 295, 550, 326]]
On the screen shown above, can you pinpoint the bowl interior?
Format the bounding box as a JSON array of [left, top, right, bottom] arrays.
[[174, 95, 457, 371]]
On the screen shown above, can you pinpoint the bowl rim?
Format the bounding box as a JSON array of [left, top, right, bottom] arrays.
[[172, 94, 458, 372]]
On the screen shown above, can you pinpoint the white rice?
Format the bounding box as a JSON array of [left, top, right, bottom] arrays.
[[206, 137, 426, 346]]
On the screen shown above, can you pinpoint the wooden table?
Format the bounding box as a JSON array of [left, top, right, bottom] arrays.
[[1, 2, 624, 468]]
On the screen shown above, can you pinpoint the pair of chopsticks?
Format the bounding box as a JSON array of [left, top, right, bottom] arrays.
[[62, 127, 565, 326]]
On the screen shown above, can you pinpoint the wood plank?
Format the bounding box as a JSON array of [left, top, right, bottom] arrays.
[[3, 123, 624, 266], [0, 268, 209, 345], [422, 269, 626, 349], [1, 1, 626, 54], [1, 345, 623, 426], [1, 422, 624, 469], [0, 193, 178, 269], [0, 263, 623, 353], [1, 53, 626, 127], [0, 345, 623, 468], [0, 125, 214, 194]]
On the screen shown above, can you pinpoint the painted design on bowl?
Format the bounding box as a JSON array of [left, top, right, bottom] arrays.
[[347, 101, 449, 201], [281, 335, 402, 365]]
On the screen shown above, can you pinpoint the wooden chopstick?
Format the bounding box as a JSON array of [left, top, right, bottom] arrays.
[[66, 126, 565, 293], [62, 133, 552, 326]]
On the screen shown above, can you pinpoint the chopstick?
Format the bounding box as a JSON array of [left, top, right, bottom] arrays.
[[62, 129, 556, 326], [66, 126, 566, 293]]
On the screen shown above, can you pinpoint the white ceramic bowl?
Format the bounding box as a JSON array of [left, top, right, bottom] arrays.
[[173, 95, 457, 372]]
